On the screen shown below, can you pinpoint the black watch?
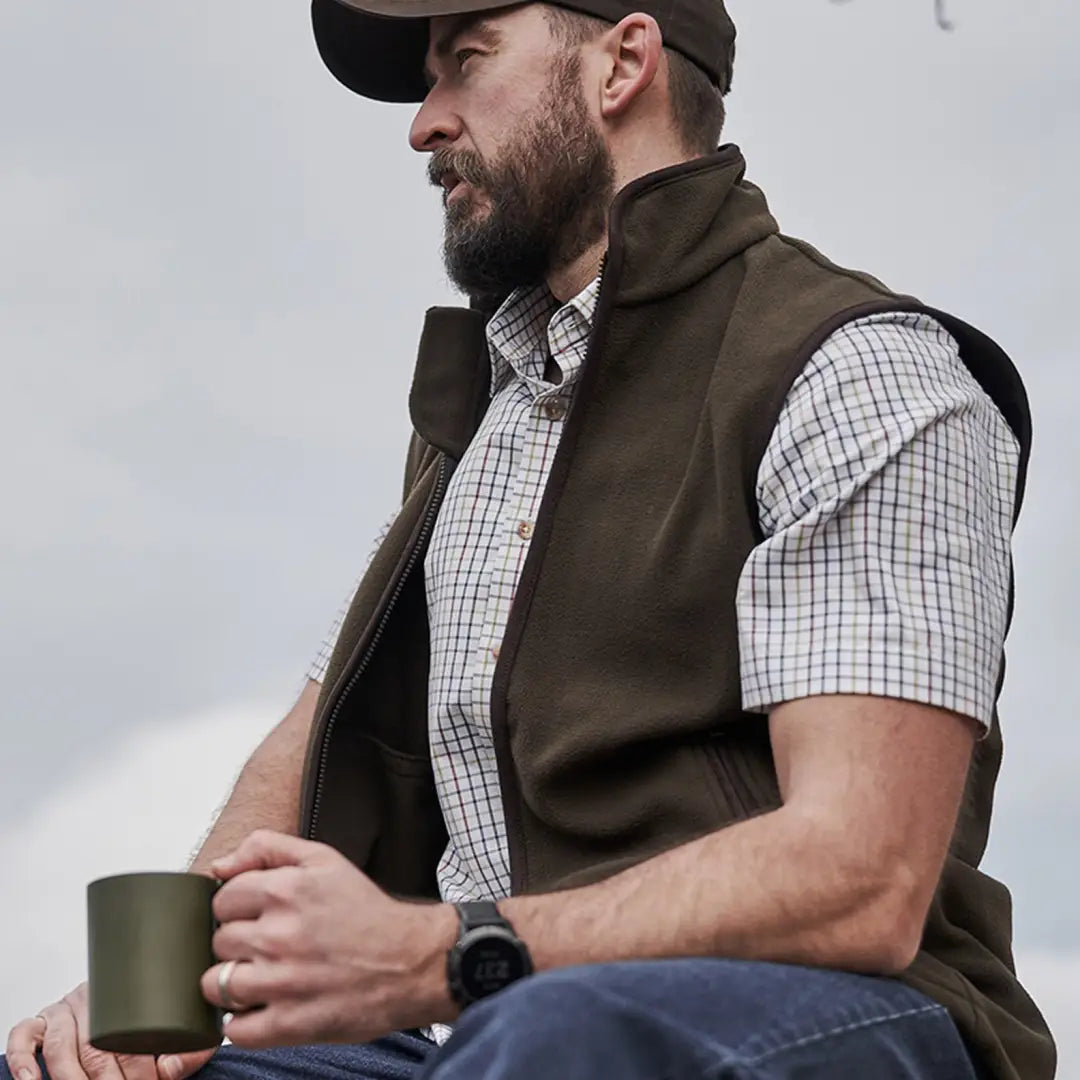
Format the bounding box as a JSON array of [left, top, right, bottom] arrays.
[[446, 901, 533, 1008]]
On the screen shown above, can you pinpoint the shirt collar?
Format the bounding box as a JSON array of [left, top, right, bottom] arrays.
[[486, 274, 603, 391]]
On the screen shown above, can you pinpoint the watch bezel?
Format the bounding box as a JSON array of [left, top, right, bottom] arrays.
[[447, 920, 533, 1008]]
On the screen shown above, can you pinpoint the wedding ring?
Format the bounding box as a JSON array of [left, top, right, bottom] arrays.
[[217, 960, 241, 1012]]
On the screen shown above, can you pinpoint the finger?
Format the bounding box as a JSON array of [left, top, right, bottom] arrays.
[[75, 1042, 128, 1080], [37, 1002, 91, 1080], [113, 1054, 160, 1080], [222, 1005, 306, 1051], [211, 919, 262, 962], [74, 1034, 155, 1080], [154, 1046, 217, 1080], [64, 993, 128, 1080], [210, 831, 322, 880], [200, 960, 269, 1014], [6, 1014, 47, 1080], [212, 866, 300, 924]]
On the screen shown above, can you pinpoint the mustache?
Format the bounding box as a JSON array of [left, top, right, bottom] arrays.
[[427, 148, 489, 191]]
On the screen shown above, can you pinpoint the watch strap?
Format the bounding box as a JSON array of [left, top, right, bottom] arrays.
[[456, 900, 509, 934]]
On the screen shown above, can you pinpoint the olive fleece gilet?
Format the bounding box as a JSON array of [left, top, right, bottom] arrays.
[[300, 146, 1055, 1080]]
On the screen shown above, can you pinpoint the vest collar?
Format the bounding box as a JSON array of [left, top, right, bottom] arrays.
[[609, 144, 778, 304], [409, 144, 778, 459]]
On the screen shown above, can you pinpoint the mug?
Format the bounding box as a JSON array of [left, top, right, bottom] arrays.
[[87, 872, 222, 1054]]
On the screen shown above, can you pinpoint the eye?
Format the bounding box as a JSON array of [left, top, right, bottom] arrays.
[[455, 48, 479, 69]]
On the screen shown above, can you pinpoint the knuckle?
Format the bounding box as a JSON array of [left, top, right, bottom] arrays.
[[212, 922, 239, 952], [40, 1023, 66, 1052], [260, 915, 298, 956], [290, 867, 312, 897], [79, 1044, 115, 1076], [43, 1006, 74, 1047], [261, 882, 286, 907], [264, 872, 297, 906]]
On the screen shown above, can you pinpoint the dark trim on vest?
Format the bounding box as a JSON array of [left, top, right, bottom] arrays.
[[487, 152, 724, 894], [746, 298, 1033, 543]]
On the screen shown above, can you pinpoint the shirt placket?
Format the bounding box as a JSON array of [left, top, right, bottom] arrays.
[[469, 370, 574, 728]]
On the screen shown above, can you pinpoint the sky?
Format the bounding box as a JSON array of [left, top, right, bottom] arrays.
[[2, 0, 1077, 1072]]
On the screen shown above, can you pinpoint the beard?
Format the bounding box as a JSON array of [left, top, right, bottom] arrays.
[[427, 52, 615, 302]]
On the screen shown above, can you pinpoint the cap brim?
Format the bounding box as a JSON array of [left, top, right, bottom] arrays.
[[311, 0, 523, 103]]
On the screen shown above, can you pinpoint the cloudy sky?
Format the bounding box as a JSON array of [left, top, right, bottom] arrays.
[[2, 0, 1077, 1072]]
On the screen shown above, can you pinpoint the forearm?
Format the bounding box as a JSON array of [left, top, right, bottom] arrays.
[[502, 804, 916, 979], [188, 681, 319, 875]]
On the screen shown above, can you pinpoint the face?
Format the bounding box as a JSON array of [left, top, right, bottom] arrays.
[[410, 5, 615, 299]]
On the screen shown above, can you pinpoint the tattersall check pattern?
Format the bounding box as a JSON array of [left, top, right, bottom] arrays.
[[309, 281, 1019, 911]]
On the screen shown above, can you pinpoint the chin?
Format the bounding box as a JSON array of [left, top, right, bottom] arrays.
[[447, 201, 491, 231]]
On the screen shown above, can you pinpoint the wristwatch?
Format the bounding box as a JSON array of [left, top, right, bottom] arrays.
[[446, 901, 533, 1008]]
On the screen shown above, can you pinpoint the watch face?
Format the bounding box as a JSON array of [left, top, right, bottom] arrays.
[[460, 932, 529, 999]]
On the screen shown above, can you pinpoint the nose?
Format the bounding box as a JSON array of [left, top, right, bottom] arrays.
[[408, 86, 463, 152]]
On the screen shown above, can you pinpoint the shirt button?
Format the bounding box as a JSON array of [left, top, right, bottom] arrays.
[[516, 520, 534, 540], [543, 399, 567, 421]]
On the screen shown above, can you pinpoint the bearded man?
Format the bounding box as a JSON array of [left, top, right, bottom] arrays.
[[4, 1, 1056, 1078]]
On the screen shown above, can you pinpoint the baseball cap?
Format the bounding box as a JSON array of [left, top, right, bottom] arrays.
[[310, 0, 736, 103]]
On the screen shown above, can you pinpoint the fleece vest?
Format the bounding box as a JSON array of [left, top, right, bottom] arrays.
[[300, 146, 1054, 1080]]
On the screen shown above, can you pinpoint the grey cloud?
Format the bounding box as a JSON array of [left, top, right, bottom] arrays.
[[1, 0, 1077, 965]]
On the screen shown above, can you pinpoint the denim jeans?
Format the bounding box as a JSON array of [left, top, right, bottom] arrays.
[[3, 959, 985, 1079]]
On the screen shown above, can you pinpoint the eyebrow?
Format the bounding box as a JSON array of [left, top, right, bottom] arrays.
[[422, 14, 503, 90]]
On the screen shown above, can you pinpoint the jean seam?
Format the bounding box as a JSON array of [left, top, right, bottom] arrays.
[[735, 1001, 946, 1067], [550, 980, 942, 1080]]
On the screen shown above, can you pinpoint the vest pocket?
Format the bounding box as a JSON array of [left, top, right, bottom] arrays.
[[701, 727, 782, 822], [362, 735, 447, 900]]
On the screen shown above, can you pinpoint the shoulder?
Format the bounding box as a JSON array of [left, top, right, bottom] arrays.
[[757, 311, 1021, 532], [787, 311, 1016, 440]]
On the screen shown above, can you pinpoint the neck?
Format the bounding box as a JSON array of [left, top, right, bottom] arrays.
[[545, 141, 702, 302], [547, 239, 608, 303]]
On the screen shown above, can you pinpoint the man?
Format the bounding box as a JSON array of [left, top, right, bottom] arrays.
[[3, 0, 1056, 1078]]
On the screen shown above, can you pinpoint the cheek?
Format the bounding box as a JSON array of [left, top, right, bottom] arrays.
[[463, 82, 535, 158]]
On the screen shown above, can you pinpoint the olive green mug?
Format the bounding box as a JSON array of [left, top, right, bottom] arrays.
[[87, 872, 223, 1055]]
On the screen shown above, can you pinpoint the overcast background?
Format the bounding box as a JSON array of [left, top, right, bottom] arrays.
[[2, 0, 1077, 1073]]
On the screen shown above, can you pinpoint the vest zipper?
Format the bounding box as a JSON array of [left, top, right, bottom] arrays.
[[490, 247, 618, 895], [306, 454, 451, 840]]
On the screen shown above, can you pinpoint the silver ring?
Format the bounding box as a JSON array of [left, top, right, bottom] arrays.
[[217, 960, 240, 1012]]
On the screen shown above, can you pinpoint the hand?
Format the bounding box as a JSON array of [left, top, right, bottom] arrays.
[[202, 830, 459, 1048], [5, 983, 217, 1080]]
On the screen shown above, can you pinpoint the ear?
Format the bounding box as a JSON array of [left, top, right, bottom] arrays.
[[598, 13, 663, 121]]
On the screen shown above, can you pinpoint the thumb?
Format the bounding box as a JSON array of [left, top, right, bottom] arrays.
[[210, 829, 323, 880], [157, 1045, 217, 1080]]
